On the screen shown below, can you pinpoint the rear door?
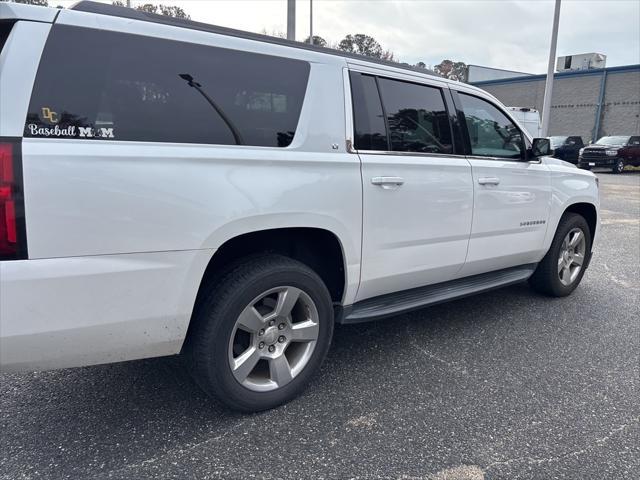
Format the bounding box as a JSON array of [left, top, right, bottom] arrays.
[[453, 90, 552, 277], [350, 71, 474, 301]]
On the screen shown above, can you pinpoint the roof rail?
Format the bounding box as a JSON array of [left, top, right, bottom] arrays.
[[70, 1, 438, 78]]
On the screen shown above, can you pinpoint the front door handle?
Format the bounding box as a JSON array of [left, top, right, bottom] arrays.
[[371, 176, 405, 189], [478, 177, 500, 185]]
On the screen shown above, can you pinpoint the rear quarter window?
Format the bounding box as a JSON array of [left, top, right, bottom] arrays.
[[0, 22, 13, 54], [25, 25, 310, 147]]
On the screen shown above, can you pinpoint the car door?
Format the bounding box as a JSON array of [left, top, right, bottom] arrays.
[[627, 136, 640, 166], [452, 90, 552, 277], [566, 136, 583, 162], [349, 71, 474, 301]]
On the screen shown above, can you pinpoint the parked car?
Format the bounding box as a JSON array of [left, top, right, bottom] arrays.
[[549, 136, 584, 164], [578, 135, 640, 173], [0, 1, 600, 412]]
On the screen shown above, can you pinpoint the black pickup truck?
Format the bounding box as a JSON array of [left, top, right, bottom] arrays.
[[549, 136, 584, 164], [578, 136, 640, 173]]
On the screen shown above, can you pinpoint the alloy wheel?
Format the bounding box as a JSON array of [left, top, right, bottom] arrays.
[[557, 228, 586, 286], [228, 286, 319, 392]]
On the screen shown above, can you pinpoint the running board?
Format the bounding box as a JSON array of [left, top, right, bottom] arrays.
[[339, 264, 537, 324]]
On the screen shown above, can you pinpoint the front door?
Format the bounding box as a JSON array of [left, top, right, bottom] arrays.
[[349, 71, 474, 301], [454, 91, 552, 277]]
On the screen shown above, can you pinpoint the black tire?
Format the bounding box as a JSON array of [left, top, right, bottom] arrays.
[[186, 254, 334, 412], [612, 159, 625, 174], [529, 213, 591, 297]]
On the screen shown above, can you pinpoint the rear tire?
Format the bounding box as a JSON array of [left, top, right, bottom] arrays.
[[187, 254, 334, 412], [612, 159, 625, 174], [529, 213, 591, 297]]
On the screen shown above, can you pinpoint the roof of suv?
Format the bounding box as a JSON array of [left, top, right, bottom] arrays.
[[70, 1, 442, 79]]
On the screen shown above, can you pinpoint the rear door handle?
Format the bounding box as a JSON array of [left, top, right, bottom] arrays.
[[478, 177, 500, 185], [371, 176, 404, 189]]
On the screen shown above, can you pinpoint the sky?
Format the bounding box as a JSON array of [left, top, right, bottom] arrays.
[[56, 0, 640, 73]]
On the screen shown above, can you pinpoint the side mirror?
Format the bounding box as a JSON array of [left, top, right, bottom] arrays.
[[530, 137, 552, 158]]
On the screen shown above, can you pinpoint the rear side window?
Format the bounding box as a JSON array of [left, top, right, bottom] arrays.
[[25, 25, 310, 147], [350, 72, 388, 151], [377, 78, 453, 154], [0, 22, 13, 54]]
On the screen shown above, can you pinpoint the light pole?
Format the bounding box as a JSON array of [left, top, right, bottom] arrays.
[[287, 0, 296, 41], [309, 0, 313, 44], [540, 0, 561, 137]]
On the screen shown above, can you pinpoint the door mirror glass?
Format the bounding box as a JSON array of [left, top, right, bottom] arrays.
[[531, 138, 552, 157]]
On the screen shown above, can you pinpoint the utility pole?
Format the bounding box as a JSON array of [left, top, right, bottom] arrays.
[[287, 0, 296, 41], [309, 0, 313, 44], [540, 0, 561, 137], [126, 0, 131, 7]]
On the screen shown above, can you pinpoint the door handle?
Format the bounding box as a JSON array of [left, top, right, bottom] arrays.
[[371, 176, 404, 188], [478, 177, 500, 185]]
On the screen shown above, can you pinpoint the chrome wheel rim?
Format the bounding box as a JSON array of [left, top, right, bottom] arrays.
[[228, 286, 319, 392], [557, 228, 586, 286]]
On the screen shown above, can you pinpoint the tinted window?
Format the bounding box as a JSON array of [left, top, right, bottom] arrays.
[[26, 25, 309, 146], [629, 136, 640, 145], [350, 72, 388, 150], [378, 78, 452, 154], [459, 93, 524, 159], [0, 22, 13, 54]]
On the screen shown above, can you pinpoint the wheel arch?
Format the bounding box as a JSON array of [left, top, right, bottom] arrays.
[[195, 225, 348, 306], [181, 227, 349, 353], [563, 202, 598, 248]]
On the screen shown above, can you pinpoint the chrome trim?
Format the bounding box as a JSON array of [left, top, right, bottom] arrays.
[[342, 67, 356, 155], [352, 148, 468, 160], [465, 154, 543, 165]]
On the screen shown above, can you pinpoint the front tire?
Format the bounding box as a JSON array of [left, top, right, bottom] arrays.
[[187, 255, 334, 412], [612, 159, 625, 174], [529, 213, 591, 297]]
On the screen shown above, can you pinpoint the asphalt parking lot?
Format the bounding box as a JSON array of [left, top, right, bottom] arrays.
[[1, 171, 638, 480]]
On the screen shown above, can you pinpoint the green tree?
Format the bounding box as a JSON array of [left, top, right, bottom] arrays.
[[112, 1, 190, 19], [414, 61, 427, 69], [7, 0, 49, 5], [338, 34, 383, 59], [303, 35, 327, 47], [434, 59, 468, 82]]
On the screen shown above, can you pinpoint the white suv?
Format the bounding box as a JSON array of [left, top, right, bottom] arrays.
[[0, 1, 599, 411]]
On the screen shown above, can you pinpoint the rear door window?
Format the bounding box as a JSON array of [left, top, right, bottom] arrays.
[[349, 72, 388, 151], [25, 25, 310, 147], [377, 78, 453, 154]]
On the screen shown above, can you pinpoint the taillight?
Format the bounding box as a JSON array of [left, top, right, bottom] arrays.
[[0, 140, 26, 260]]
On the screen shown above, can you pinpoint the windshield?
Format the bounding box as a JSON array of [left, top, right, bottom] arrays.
[[549, 136, 568, 148], [595, 136, 630, 146]]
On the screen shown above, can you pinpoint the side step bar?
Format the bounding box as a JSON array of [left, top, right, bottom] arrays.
[[338, 264, 537, 324]]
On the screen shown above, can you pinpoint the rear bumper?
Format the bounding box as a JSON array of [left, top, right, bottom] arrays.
[[0, 250, 212, 372]]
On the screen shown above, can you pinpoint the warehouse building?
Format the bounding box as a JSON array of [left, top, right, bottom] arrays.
[[470, 64, 640, 142]]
